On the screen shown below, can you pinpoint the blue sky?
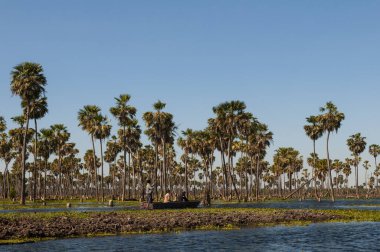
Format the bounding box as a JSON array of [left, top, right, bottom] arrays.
[[1, 1, 380, 184]]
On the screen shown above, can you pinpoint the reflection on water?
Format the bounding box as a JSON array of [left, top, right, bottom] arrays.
[[3, 222, 379, 251]]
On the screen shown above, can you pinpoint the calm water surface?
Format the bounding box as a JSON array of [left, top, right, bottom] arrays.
[[214, 198, 380, 210], [2, 222, 379, 251]]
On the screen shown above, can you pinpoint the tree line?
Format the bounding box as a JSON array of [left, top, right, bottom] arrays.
[[0, 62, 379, 204]]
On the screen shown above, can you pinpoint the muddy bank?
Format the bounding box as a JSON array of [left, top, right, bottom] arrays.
[[0, 209, 341, 242]]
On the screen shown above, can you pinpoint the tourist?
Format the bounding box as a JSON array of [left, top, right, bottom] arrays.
[[181, 191, 189, 202], [164, 190, 171, 203]]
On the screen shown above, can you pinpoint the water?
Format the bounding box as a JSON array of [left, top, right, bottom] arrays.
[[2, 198, 380, 213], [2, 222, 378, 251], [213, 198, 380, 211]]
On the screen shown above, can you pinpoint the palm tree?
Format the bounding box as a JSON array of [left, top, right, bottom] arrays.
[[342, 160, 352, 196], [110, 94, 136, 201], [304, 115, 323, 201], [363, 160, 371, 189], [273, 147, 303, 196], [177, 129, 195, 198], [374, 165, 380, 190], [93, 113, 112, 202], [347, 133, 367, 198], [24, 97, 48, 201], [10, 62, 47, 204], [0, 119, 16, 199], [143, 100, 175, 198], [39, 128, 54, 200], [252, 123, 273, 201], [78, 105, 101, 200], [83, 149, 100, 197], [369, 144, 380, 186], [104, 136, 121, 198], [317, 101, 345, 202], [123, 121, 141, 198], [210, 100, 247, 200], [50, 124, 70, 198]]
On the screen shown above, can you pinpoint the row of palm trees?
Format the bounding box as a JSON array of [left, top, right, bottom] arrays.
[[1, 62, 379, 204]]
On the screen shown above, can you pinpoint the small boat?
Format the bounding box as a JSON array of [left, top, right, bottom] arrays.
[[140, 201, 200, 210]]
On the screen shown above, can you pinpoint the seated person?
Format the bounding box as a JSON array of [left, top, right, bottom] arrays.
[[181, 191, 189, 202], [164, 190, 171, 203]]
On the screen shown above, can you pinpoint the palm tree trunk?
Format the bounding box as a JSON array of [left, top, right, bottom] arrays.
[[326, 131, 335, 202], [185, 155, 188, 198], [375, 157, 378, 194], [32, 118, 38, 201], [44, 159, 47, 200], [58, 149, 62, 199], [3, 163, 9, 199], [91, 134, 98, 201], [209, 153, 214, 198], [154, 143, 158, 201], [356, 162, 359, 198], [256, 154, 260, 201], [162, 139, 167, 194], [220, 150, 227, 198], [20, 106, 30, 205], [219, 137, 228, 198], [128, 152, 131, 199], [100, 138, 104, 202], [312, 140, 320, 201]]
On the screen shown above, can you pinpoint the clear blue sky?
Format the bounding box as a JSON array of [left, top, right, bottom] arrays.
[[1, 1, 380, 184]]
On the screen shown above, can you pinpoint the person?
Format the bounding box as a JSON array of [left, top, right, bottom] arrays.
[[181, 191, 188, 202], [164, 190, 170, 203], [146, 179, 153, 204]]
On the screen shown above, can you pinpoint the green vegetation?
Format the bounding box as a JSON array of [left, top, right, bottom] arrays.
[[1, 61, 380, 207], [0, 199, 139, 210], [1, 208, 380, 244]]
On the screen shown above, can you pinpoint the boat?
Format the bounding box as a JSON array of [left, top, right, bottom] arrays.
[[140, 201, 200, 210]]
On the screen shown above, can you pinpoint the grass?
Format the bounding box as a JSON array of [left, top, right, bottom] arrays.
[[0, 199, 139, 210]]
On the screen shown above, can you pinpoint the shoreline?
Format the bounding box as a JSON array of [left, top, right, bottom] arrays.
[[1, 208, 373, 245]]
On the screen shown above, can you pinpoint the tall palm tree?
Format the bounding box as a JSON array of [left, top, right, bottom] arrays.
[[110, 94, 136, 201], [0, 119, 16, 199], [369, 144, 380, 181], [251, 123, 273, 201], [347, 133, 367, 198], [24, 97, 48, 201], [93, 113, 112, 202], [362, 160, 370, 189], [78, 105, 101, 200], [317, 101, 345, 202], [104, 136, 121, 198], [10, 62, 47, 204], [210, 100, 247, 200], [342, 159, 352, 195], [177, 129, 195, 198], [143, 100, 175, 198], [39, 128, 54, 200], [83, 149, 100, 197], [123, 121, 141, 198], [50, 124, 70, 198], [304, 115, 323, 201]]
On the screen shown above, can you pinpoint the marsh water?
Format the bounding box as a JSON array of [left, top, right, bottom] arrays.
[[2, 198, 380, 213], [2, 200, 380, 251], [3, 222, 379, 251]]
